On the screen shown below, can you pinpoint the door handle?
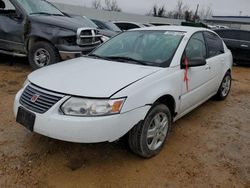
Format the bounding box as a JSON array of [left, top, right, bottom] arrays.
[[241, 44, 248, 48], [205, 66, 211, 70]]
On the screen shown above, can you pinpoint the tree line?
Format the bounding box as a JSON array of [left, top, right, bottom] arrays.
[[148, 0, 213, 21], [92, 0, 122, 12], [91, 0, 213, 21]]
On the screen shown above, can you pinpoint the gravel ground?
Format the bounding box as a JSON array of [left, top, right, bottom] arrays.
[[0, 55, 250, 188]]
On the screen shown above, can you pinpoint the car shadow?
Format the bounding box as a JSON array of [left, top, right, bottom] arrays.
[[24, 132, 138, 171], [1, 54, 30, 70]]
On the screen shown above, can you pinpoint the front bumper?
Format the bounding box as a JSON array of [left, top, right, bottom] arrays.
[[14, 89, 150, 143], [56, 44, 98, 61], [59, 50, 82, 61]]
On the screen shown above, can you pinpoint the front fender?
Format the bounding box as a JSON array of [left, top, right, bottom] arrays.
[[26, 22, 76, 46], [113, 67, 182, 114]]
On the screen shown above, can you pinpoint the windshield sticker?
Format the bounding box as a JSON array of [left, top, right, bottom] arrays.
[[164, 31, 185, 36]]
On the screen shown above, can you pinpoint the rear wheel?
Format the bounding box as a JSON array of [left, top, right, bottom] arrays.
[[215, 71, 232, 100], [28, 41, 60, 69], [128, 104, 172, 158]]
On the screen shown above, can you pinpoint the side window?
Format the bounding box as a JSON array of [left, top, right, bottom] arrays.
[[215, 30, 236, 39], [1, 0, 15, 10], [0, 0, 14, 13], [185, 32, 206, 60], [204, 31, 224, 58], [238, 31, 250, 42], [0, 0, 21, 19], [215, 30, 250, 42], [116, 23, 139, 31], [125, 23, 140, 30], [115, 23, 127, 31]]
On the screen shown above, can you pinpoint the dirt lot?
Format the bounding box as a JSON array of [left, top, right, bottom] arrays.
[[0, 55, 249, 188]]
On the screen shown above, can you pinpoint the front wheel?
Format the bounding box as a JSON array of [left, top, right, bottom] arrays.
[[215, 71, 232, 100], [128, 104, 172, 158], [28, 41, 60, 69]]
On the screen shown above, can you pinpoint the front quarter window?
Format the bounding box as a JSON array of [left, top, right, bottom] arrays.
[[91, 30, 185, 67]]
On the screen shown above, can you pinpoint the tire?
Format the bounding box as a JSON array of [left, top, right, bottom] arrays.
[[28, 41, 60, 70], [215, 71, 232, 100], [128, 104, 172, 158]]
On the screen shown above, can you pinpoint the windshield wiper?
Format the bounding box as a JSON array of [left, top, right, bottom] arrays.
[[50, 13, 64, 16], [30, 12, 63, 16], [88, 54, 112, 61], [105, 56, 149, 66], [30, 12, 51, 15]]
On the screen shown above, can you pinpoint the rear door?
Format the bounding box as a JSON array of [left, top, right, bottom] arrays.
[[216, 30, 250, 61], [203, 31, 226, 90], [0, 0, 25, 53], [237, 31, 250, 61]]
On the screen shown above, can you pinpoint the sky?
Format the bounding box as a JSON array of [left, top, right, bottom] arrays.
[[51, 0, 250, 16]]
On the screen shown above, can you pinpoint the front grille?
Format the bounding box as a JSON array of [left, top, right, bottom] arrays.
[[76, 28, 102, 46], [20, 84, 64, 114]]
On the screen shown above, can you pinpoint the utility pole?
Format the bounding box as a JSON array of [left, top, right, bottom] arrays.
[[193, 4, 199, 22]]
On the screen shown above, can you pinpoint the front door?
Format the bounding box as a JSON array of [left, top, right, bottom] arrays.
[[0, 0, 25, 53], [179, 32, 213, 114]]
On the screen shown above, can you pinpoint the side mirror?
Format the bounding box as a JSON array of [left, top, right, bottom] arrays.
[[14, 10, 23, 20], [14, 14, 22, 20], [181, 57, 206, 69]]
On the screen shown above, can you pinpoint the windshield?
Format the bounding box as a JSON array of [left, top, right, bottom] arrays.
[[91, 30, 185, 67], [17, 0, 63, 16]]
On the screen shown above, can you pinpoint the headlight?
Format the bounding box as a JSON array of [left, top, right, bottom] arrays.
[[60, 97, 126, 116], [59, 36, 77, 45], [101, 35, 110, 42]]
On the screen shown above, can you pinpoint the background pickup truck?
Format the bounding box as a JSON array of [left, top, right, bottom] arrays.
[[0, 0, 104, 69], [215, 29, 250, 65]]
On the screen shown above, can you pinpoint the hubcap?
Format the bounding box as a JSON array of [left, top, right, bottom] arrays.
[[147, 112, 169, 151], [221, 75, 231, 97], [34, 48, 51, 67]]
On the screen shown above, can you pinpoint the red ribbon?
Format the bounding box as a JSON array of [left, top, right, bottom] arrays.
[[184, 57, 189, 91]]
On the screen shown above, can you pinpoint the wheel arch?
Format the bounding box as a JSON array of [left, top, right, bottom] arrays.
[[26, 36, 57, 52], [154, 94, 176, 119]]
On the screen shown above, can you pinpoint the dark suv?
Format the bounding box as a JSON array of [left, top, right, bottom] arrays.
[[215, 29, 250, 65], [0, 0, 103, 69]]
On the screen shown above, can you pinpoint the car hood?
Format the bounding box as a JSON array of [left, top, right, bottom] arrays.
[[29, 15, 93, 31], [28, 57, 161, 98]]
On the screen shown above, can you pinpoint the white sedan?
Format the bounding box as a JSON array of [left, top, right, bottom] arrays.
[[14, 26, 233, 158]]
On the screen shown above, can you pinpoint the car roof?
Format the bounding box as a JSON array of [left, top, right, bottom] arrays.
[[112, 21, 140, 24], [112, 21, 145, 26], [132, 25, 211, 34]]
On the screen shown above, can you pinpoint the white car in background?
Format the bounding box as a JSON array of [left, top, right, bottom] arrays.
[[14, 26, 233, 158]]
